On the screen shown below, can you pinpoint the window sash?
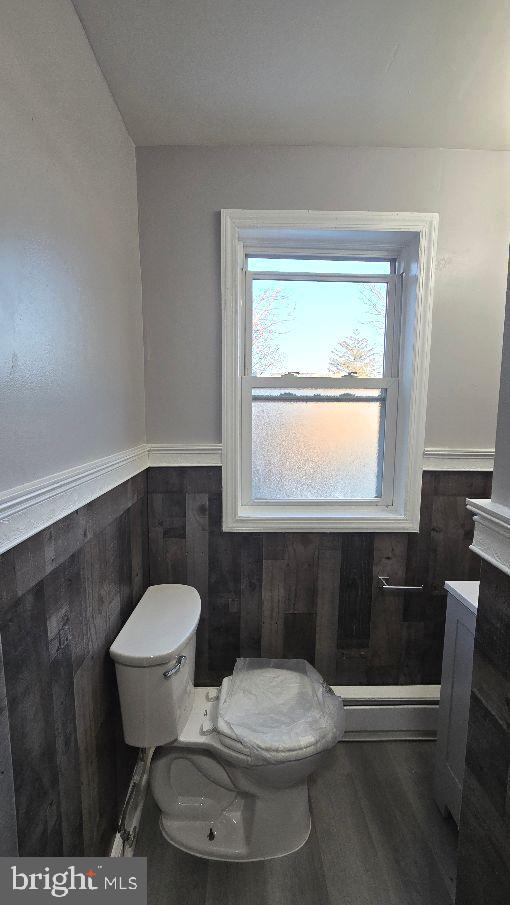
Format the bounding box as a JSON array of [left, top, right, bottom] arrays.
[[241, 266, 401, 509], [249, 271, 392, 282], [245, 271, 399, 380], [240, 377, 399, 508]]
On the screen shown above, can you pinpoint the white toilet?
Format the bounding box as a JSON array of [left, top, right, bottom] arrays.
[[110, 584, 344, 861]]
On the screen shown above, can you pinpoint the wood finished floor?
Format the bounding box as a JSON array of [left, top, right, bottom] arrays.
[[135, 741, 457, 905]]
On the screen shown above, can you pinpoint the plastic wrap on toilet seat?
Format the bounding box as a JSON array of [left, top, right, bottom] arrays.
[[217, 658, 344, 764]]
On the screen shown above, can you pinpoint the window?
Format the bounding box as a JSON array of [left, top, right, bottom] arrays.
[[222, 211, 438, 531]]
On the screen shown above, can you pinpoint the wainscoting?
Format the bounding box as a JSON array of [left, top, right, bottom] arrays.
[[0, 463, 492, 859], [0, 473, 148, 857], [455, 561, 510, 905], [147, 467, 491, 686]]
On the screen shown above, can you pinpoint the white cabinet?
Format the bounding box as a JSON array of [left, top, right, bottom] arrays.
[[433, 580, 479, 826]]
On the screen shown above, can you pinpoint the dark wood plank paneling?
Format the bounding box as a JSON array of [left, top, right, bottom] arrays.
[[428, 494, 480, 594], [456, 766, 510, 905], [336, 648, 369, 684], [283, 613, 316, 662], [240, 535, 263, 659], [368, 534, 407, 684], [0, 473, 148, 858], [456, 560, 510, 905], [44, 561, 84, 856], [337, 533, 374, 649], [261, 536, 285, 659], [0, 635, 18, 855], [148, 467, 491, 687], [73, 651, 103, 855], [283, 534, 319, 613], [208, 495, 241, 676], [399, 622, 425, 684], [1, 583, 63, 856], [186, 493, 209, 683], [406, 471, 436, 588], [130, 496, 149, 605], [314, 535, 342, 683]]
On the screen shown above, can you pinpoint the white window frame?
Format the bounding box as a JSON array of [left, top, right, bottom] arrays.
[[221, 210, 438, 532]]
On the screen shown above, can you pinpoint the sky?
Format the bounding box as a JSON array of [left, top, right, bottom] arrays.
[[249, 258, 389, 376]]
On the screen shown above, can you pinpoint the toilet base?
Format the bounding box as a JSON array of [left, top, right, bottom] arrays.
[[158, 782, 312, 862]]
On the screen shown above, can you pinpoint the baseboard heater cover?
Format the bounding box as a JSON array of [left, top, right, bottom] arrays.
[[333, 684, 439, 740]]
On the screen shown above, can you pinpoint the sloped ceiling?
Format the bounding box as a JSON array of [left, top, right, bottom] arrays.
[[72, 0, 510, 148]]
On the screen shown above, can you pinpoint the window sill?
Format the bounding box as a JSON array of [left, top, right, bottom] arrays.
[[223, 506, 420, 533]]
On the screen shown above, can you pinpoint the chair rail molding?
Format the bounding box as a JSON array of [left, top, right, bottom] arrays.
[[423, 448, 494, 471], [0, 444, 149, 555], [467, 498, 510, 577], [146, 445, 493, 471], [0, 443, 494, 555], [148, 444, 222, 466]]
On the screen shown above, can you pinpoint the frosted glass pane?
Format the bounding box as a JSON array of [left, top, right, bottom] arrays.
[[252, 389, 385, 501], [251, 279, 387, 378], [248, 258, 391, 275]]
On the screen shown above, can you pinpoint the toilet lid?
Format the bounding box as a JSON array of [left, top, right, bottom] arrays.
[[214, 663, 344, 764]]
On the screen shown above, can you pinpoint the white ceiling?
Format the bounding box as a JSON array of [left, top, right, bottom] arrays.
[[72, 0, 510, 149]]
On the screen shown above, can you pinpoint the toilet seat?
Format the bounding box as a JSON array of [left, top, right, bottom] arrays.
[[214, 667, 342, 764]]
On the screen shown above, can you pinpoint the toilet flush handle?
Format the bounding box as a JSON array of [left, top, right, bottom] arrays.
[[163, 654, 187, 679]]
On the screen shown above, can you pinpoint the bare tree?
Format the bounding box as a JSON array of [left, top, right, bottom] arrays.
[[360, 282, 386, 335], [328, 328, 377, 377], [252, 287, 294, 375]]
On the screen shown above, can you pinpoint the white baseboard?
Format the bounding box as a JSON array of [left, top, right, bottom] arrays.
[[0, 445, 148, 555]]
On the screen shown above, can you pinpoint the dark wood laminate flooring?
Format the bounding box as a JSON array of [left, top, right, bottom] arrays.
[[135, 741, 457, 905]]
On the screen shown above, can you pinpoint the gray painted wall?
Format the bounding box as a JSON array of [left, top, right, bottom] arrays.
[[1, 0, 146, 494], [137, 145, 510, 452], [492, 264, 510, 506]]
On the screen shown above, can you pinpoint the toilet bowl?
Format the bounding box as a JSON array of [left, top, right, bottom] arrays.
[[110, 584, 344, 861]]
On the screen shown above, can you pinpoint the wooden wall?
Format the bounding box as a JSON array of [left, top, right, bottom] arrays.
[[0, 473, 148, 857], [147, 467, 491, 686], [455, 561, 510, 905], [0, 463, 493, 859]]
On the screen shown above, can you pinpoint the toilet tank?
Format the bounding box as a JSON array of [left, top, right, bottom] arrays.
[[110, 584, 201, 747]]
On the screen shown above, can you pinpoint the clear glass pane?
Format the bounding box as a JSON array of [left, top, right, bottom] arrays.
[[251, 388, 386, 501], [248, 257, 391, 274], [251, 279, 387, 377]]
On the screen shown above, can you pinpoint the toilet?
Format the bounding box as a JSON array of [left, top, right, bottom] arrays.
[[110, 584, 344, 861]]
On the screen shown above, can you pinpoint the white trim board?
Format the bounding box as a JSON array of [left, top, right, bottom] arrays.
[[148, 444, 222, 466], [423, 448, 494, 471], [467, 497, 510, 578], [0, 445, 148, 555], [0, 443, 494, 555], [147, 444, 493, 471]]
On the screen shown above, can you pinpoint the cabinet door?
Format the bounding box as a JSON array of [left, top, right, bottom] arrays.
[[434, 594, 476, 825]]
